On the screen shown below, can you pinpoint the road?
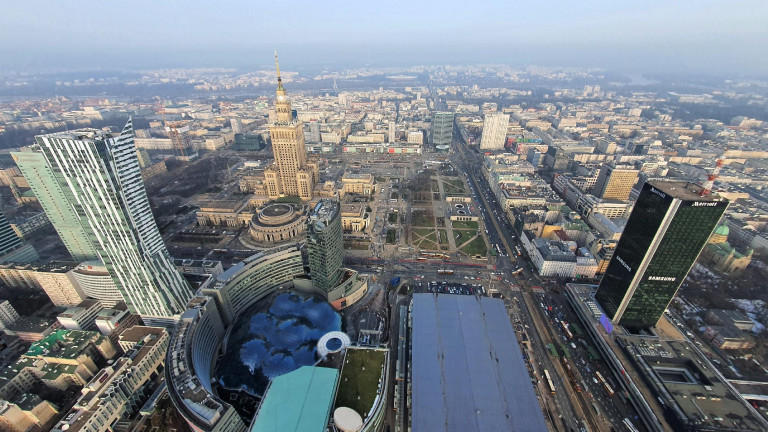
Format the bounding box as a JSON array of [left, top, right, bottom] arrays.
[[450, 135, 618, 432]]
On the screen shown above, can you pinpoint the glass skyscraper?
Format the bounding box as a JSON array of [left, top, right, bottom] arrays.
[[12, 149, 99, 262], [306, 199, 343, 292], [595, 181, 728, 330], [431, 111, 454, 147], [32, 119, 192, 324]]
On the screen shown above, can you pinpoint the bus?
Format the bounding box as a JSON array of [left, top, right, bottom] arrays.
[[560, 320, 574, 339], [543, 369, 556, 394], [623, 418, 639, 432], [514, 246, 522, 256], [595, 372, 615, 396], [437, 269, 454, 275], [495, 244, 504, 256], [561, 358, 582, 392]]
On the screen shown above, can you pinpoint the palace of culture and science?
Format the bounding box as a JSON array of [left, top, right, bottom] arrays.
[[264, 52, 319, 200]]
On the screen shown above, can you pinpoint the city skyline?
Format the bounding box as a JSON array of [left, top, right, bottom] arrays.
[[1, 10, 768, 428], [1, 1, 767, 75]]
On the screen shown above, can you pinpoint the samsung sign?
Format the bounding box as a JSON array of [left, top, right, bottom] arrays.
[[648, 276, 675, 282], [616, 255, 632, 273]]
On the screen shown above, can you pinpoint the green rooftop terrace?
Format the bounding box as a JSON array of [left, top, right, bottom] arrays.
[[26, 329, 103, 359], [335, 348, 386, 420]]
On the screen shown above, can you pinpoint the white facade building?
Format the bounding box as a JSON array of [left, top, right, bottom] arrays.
[[0, 301, 20, 329], [34, 120, 192, 325], [480, 113, 510, 150]]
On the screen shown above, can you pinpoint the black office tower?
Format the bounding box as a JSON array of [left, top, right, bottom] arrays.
[[595, 181, 728, 330]]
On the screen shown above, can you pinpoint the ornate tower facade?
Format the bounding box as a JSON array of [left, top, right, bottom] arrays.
[[265, 52, 316, 200]]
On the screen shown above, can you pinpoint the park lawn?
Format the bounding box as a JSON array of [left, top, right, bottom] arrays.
[[417, 239, 438, 250], [411, 210, 434, 227], [461, 235, 488, 257], [453, 229, 474, 246], [336, 349, 386, 417], [412, 228, 434, 238], [451, 220, 478, 230]]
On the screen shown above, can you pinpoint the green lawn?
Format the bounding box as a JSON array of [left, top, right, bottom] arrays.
[[412, 228, 434, 237], [452, 220, 478, 230], [460, 235, 488, 257], [418, 239, 437, 250], [386, 229, 397, 244], [411, 210, 433, 227], [453, 229, 474, 246], [336, 349, 387, 417], [442, 179, 465, 194]]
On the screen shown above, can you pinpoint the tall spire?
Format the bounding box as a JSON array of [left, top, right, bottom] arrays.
[[274, 50, 284, 90]]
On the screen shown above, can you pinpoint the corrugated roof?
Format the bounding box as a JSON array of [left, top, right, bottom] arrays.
[[251, 366, 339, 432], [411, 294, 548, 432]]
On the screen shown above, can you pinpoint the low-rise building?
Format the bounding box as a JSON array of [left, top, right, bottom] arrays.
[[51, 327, 169, 432], [525, 236, 577, 278], [196, 198, 254, 227], [0, 395, 58, 432], [0, 330, 117, 401], [56, 299, 103, 331], [340, 202, 369, 232], [341, 172, 375, 196], [0, 301, 20, 329]]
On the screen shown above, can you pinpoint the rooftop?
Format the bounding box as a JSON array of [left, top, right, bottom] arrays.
[[250, 366, 339, 432], [566, 284, 767, 432], [647, 180, 725, 202], [410, 294, 548, 432]]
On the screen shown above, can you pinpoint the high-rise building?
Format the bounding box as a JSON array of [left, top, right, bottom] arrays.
[[11, 150, 99, 262], [592, 162, 639, 201], [388, 121, 396, 143], [306, 200, 343, 292], [595, 181, 728, 329], [0, 210, 38, 263], [479, 112, 509, 150], [431, 112, 454, 147], [0, 300, 20, 329], [33, 119, 192, 325], [264, 53, 317, 201]]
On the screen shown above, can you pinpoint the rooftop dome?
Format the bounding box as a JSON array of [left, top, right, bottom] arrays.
[[713, 223, 729, 237]]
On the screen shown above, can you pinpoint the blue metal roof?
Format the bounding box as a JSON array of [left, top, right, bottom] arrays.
[[250, 366, 339, 432], [411, 294, 548, 432]]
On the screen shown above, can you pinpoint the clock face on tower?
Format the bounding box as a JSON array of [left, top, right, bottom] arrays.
[[278, 95, 285, 101]]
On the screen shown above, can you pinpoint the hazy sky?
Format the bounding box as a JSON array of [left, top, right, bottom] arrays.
[[2, 0, 767, 75]]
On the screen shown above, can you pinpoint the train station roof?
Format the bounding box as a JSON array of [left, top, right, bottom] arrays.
[[410, 294, 548, 432]]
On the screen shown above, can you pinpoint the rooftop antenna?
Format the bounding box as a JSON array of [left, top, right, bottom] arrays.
[[274, 50, 284, 89]]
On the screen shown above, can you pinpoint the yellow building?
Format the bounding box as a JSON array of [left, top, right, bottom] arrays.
[[341, 172, 375, 196], [593, 163, 638, 201], [340, 202, 369, 232], [701, 224, 753, 274], [264, 53, 316, 201]]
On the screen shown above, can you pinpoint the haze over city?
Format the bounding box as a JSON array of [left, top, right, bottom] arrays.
[[2, 0, 767, 74], [1, 2, 768, 432]]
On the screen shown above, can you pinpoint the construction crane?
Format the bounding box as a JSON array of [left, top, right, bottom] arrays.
[[700, 158, 723, 196]]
